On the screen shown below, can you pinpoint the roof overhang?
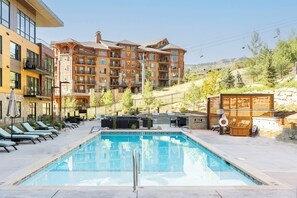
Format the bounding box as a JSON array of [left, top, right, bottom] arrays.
[[24, 0, 63, 27]]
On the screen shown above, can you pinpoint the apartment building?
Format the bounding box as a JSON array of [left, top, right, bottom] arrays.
[[52, 31, 186, 107], [0, 0, 63, 121]]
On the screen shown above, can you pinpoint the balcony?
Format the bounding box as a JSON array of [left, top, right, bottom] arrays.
[[87, 60, 96, 65], [110, 82, 119, 86], [73, 89, 90, 96], [110, 62, 121, 68], [159, 55, 170, 63], [109, 52, 121, 59], [23, 86, 51, 98], [159, 66, 169, 72], [75, 79, 86, 84], [86, 80, 96, 85], [75, 70, 86, 75], [159, 75, 169, 80], [76, 61, 85, 65], [86, 70, 96, 75], [23, 58, 49, 75]]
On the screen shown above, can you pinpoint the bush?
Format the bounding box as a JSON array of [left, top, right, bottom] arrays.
[[131, 124, 137, 129], [112, 117, 116, 129], [180, 107, 188, 113]]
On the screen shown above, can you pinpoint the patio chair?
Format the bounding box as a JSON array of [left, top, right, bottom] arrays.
[[8, 125, 54, 141], [0, 128, 41, 144], [170, 118, 177, 127], [23, 122, 59, 137], [63, 121, 77, 129], [0, 140, 18, 153], [36, 121, 58, 132]]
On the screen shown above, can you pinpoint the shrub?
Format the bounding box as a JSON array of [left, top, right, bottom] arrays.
[[131, 124, 137, 129], [112, 117, 117, 129]]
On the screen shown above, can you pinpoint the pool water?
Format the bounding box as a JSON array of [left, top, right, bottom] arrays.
[[20, 132, 260, 186]]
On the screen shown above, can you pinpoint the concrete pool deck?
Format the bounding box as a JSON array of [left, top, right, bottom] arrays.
[[0, 121, 296, 197]]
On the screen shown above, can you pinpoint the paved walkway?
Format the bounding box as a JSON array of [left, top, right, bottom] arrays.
[[0, 122, 296, 197]]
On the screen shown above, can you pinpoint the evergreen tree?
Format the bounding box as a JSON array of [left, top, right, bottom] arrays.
[[121, 88, 133, 114], [264, 50, 277, 87], [236, 72, 245, 88], [221, 68, 235, 89], [142, 80, 155, 114]]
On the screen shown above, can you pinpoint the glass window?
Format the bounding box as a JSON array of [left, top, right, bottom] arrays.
[[149, 54, 155, 61], [100, 59, 106, 65], [121, 60, 125, 67], [42, 103, 50, 115], [26, 76, 39, 95], [171, 64, 177, 69], [131, 46, 136, 51], [99, 68, 106, 74], [0, 68, 2, 87], [126, 46, 131, 50], [1, 0, 9, 28], [17, 10, 36, 43], [29, 102, 36, 119], [0, 35, 2, 54], [16, 101, 21, 118], [26, 49, 39, 68], [132, 61, 135, 67], [131, 52, 135, 58], [10, 42, 21, 60], [151, 72, 155, 77], [171, 56, 178, 62], [172, 50, 178, 55], [99, 78, 106, 83], [150, 63, 155, 68], [121, 51, 126, 57], [10, 72, 21, 89], [99, 51, 107, 56]]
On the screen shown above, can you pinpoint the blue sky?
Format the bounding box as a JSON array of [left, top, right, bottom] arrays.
[[39, 0, 297, 64]]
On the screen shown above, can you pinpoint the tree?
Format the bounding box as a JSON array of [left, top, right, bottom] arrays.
[[220, 68, 235, 89], [90, 90, 101, 107], [102, 90, 114, 114], [272, 40, 292, 78], [236, 72, 245, 88], [142, 80, 155, 114], [247, 31, 263, 57], [263, 49, 277, 87], [121, 88, 133, 114], [200, 70, 221, 99], [62, 97, 77, 117], [184, 83, 201, 109]]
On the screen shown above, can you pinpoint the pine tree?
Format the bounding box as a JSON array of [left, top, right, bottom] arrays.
[[264, 50, 277, 87], [221, 68, 235, 89], [236, 72, 245, 88]]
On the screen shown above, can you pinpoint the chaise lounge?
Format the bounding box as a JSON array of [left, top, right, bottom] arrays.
[[0, 128, 41, 144], [8, 125, 54, 140], [36, 121, 60, 135], [22, 122, 59, 137], [0, 140, 18, 153]]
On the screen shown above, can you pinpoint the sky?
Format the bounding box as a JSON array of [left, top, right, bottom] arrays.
[[39, 0, 297, 64]]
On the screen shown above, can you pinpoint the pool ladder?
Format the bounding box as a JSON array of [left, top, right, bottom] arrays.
[[132, 149, 140, 193]]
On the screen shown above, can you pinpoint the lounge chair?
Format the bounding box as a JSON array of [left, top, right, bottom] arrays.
[[0, 128, 41, 144], [23, 122, 59, 137], [63, 121, 77, 129], [8, 125, 53, 141], [0, 140, 17, 153], [36, 121, 59, 135]]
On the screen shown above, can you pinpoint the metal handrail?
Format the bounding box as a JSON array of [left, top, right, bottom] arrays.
[[132, 149, 138, 192]]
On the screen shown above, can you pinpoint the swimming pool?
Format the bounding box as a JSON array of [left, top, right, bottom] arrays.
[[19, 132, 261, 186]]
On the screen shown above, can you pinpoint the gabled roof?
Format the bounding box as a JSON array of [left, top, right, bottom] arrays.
[[117, 40, 140, 46], [137, 46, 170, 54], [80, 41, 109, 50], [51, 38, 80, 45], [101, 40, 122, 49], [161, 43, 187, 52], [141, 38, 168, 47]]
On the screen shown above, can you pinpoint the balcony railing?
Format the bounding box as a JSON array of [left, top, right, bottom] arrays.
[[23, 86, 51, 97], [75, 79, 86, 84], [74, 89, 88, 93], [86, 70, 96, 75], [76, 61, 85, 64], [110, 62, 121, 67], [159, 58, 169, 63], [110, 53, 121, 58], [24, 58, 49, 74], [86, 80, 96, 84], [75, 70, 85, 74], [159, 67, 169, 71], [159, 75, 169, 80]]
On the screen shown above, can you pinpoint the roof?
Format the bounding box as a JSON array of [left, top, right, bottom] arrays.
[[117, 40, 140, 46], [25, 0, 63, 27], [101, 40, 122, 49], [51, 38, 80, 45], [141, 38, 167, 47], [80, 41, 109, 50], [137, 46, 170, 54], [161, 43, 186, 52]]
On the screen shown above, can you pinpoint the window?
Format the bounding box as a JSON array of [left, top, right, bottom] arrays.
[[0, 68, 2, 87], [172, 50, 178, 55], [16, 101, 21, 118], [99, 78, 106, 83], [0, 0, 9, 28], [100, 59, 106, 65], [171, 56, 178, 62], [99, 68, 106, 74], [29, 102, 36, 119], [132, 61, 136, 67], [10, 42, 21, 60], [131, 52, 135, 58], [99, 51, 107, 56], [0, 100, 2, 119], [26, 49, 39, 67], [17, 9, 36, 42], [149, 54, 155, 61], [26, 76, 39, 95], [10, 72, 21, 89], [121, 51, 126, 57], [126, 46, 131, 50], [0, 36, 2, 54], [150, 63, 155, 68], [42, 103, 50, 115], [171, 64, 177, 69], [121, 60, 125, 67], [151, 72, 155, 77], [79, 57, 84, 64], [131, 46, 136, 51], [44, 55, 54, 76], [44, 78, 53, 96]]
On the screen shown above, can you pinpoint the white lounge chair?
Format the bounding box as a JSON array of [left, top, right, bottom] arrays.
[[8, 125, 54, 141], [0, 128, 41, 144]]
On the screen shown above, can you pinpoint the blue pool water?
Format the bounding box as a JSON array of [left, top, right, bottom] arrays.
[[20, 132, 260, 186]]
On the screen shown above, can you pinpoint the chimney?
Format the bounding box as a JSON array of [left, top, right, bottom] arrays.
[[95, 31, 102, 43]]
